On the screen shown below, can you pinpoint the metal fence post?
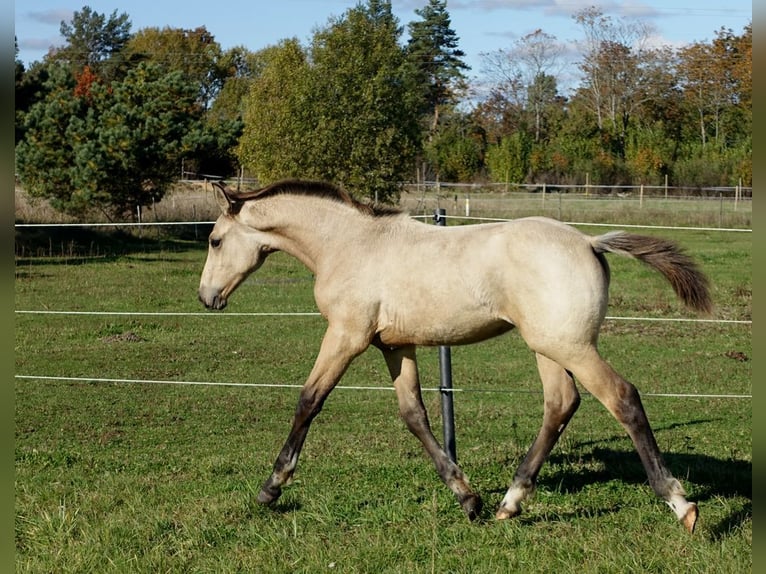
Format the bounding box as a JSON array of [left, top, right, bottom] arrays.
[[434, 208, 457, 462]]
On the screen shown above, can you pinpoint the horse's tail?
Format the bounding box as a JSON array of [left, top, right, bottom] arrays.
[[591, 231, 712, 314]]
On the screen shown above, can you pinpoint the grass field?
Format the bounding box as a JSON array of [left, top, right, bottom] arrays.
[[400, 189, 752, 230], [14, 208, 751, 572]]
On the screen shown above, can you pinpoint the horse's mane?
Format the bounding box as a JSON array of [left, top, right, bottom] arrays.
[[223, 179, 402, 218]]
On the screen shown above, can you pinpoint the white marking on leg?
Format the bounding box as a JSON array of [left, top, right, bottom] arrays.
[[666, 493, 694, 521], [496, 483, 533, 519]]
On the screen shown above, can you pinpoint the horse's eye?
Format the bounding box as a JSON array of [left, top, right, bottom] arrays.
[[210, 238, 221, 248]]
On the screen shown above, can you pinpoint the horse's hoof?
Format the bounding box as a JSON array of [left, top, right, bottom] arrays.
[[256, 490, 275, 505], [256, 485, 281, 505], [461, 494, 483, 521], [495, 505, 521, 520], [682, 503, 699, 533]]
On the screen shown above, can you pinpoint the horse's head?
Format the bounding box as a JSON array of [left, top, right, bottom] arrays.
[[198, 182, 274, 310]]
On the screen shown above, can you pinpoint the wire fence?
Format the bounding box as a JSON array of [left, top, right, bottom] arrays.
[[14, 217, 754, 233], [14, 375, 751, 400], [14, 214, 751, 401], [15, 180, 753, 230], [12, 309, 752, 325]]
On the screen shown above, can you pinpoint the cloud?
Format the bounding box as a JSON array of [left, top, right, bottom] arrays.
[[449, 0, 552, 10], [27, 9, 74, 26], [643, 32, 686, 50], [620, 1, 661, 18], [446, 0, 661, 19]]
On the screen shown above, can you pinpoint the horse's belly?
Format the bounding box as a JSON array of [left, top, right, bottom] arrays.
[[377, 311, 513, 347]]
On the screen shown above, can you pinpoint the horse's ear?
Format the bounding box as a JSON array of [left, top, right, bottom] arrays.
[[211, 181, 241, 214]]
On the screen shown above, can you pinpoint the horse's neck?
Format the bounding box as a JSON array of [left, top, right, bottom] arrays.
[[241, 197, 376, 273]]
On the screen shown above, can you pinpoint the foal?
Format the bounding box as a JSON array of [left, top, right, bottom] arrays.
[[198, 180, 711, 532]]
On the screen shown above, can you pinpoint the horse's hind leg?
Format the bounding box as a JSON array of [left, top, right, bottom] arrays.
[[567, 347, 698, 532], [380, 345, 482, 521], [497, 353, 581, 519]]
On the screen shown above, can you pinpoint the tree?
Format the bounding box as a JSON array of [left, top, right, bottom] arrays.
[[486, 131, 531, 187], [477, 30, 568, 185], [125, 26, 244, 177], [674, 24, 751, 186], [207, 46, 261, 128], [308, 0, 421, 200], [16, 62, 202, 217], [424, 113, 485, 182], [52, 6, 132, 80], [622, 46, 681, 185], [481, 30, 564, 143], [677, 42, 718, 148], [15, 65, 81, 207], [14, 39, 51, 145], [406, 0, 469, 132], [678, 25, 751, 151], [573, 7, 654, 152], [16, 7, 133, 153], [125, 26, 227, 110], [731, 23, 752, 115], [238, 1, 421, 202], [237, 40, 313, 182]]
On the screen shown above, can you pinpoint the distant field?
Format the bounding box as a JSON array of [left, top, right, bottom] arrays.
[[16, 183, 752, 231], [15, 202, 751, 572], [400, 189, 752, 230]]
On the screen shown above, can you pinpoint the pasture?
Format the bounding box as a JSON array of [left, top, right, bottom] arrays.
[[15, 200, 751, 572]]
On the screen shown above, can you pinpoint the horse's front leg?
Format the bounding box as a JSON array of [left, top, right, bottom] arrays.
[[380, 344, 482, 521], [257, 325, 368, 505]]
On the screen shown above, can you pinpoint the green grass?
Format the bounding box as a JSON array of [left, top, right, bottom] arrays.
[[14, 221, 751, 573]]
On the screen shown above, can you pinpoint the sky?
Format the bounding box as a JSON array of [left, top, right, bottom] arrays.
[[15, 0, 752, 90]]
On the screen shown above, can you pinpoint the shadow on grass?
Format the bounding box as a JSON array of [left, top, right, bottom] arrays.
[[15, 224, 212, 265], [474, 413, 750, 536], [515, 444, 751, 538], [249, 494, 303, 516]]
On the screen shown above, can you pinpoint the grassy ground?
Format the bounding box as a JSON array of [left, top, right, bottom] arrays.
[[14, 211, 751, 572]]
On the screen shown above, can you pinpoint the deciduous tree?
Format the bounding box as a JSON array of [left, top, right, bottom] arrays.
[[238, 1, 421, 202], [125, 26, 226, 110], [481, 30, 564, 143]]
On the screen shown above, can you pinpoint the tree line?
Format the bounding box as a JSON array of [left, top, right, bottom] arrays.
[[15, 1, 751, 217]]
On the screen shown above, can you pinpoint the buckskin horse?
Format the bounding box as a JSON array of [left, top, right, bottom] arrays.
[[198, 179, 711, 532]]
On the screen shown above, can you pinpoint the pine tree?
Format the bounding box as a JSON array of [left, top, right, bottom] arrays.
[[16, 62, 203, 217], [406, 0, 469, 132], [54, 6, 132, 80]]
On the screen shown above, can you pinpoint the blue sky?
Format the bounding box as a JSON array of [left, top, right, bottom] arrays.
[[15, 0, 752, 84]]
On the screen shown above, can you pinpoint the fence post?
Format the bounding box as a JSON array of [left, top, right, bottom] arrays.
[[719, 193, 723, 227], [434, 208, 457, 463]]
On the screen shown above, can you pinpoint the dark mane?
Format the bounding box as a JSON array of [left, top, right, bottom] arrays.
[[226, 179, 402, 217]]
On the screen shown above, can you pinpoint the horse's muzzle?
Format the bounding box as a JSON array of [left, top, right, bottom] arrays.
[[198, 290, 227, 310]]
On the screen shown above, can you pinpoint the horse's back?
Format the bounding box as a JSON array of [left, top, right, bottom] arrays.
[[368, 217, 609, 351]]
